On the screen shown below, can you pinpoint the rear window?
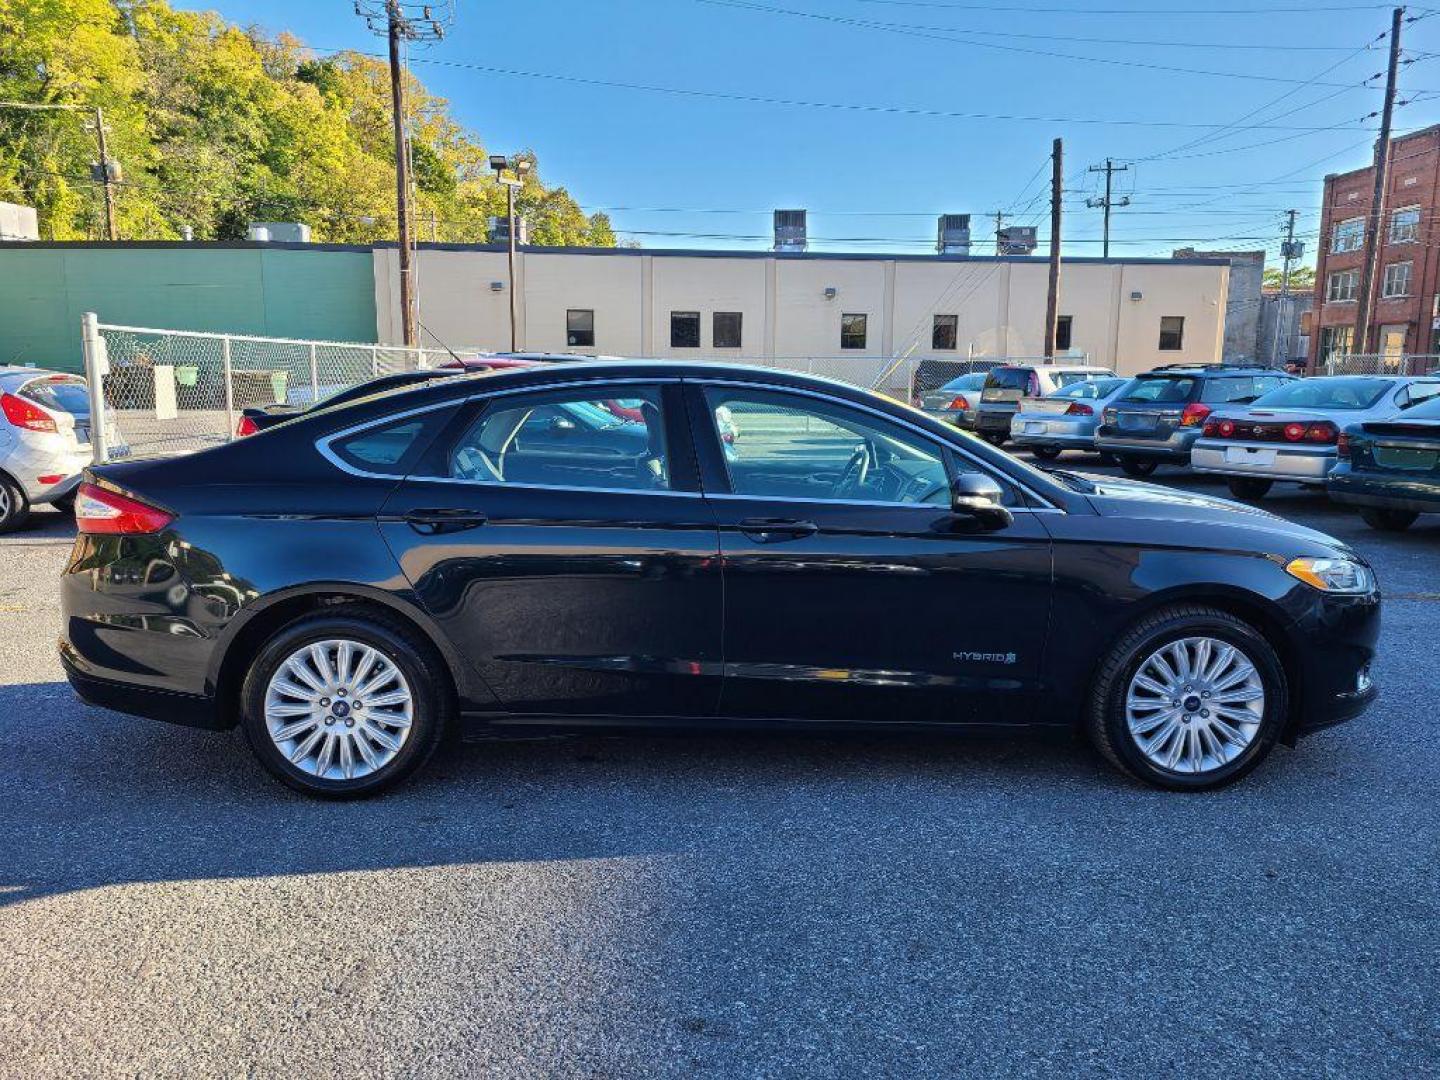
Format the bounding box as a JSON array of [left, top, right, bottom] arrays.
[[1120, 376, 1196, 404], [1054, 377, 1127, 401], [985, 368, 1032, 391], [941, 373, 988, 391], [1200, 377, 1262, 404], [20, 376, 89, 416], [1403, 397, 1440, 421], [1249, 377, 1390, 411]]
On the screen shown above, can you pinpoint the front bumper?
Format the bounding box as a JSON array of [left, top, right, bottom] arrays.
[[1191, 441, 1336, 483], [1094, 426, 1200, 462], [1288, 586, 1382, 739]]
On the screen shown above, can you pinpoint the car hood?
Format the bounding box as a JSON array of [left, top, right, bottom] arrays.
[[1078, 473, 1353, 553]]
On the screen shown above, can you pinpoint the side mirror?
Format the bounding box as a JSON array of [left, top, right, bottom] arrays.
[[950, 473, 1013, 530]]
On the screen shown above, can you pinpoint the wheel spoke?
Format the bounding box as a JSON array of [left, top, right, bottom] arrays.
[[1203, 644, 1236, 684], [339, 735, 356, 780], [289, 726, 325, 764], [1214, 685, 1264, 706], [272, 716, 318, 742], [1168, 642, 1192, 683], [267, 700, 314, 717], [1130, 705, 1177, 736], [1133, 672, 1173, 698], [308, 644, 336, 688], [335, 641, 354, 684], [285, 657, 326, 694], [363, 723, 402, 752]]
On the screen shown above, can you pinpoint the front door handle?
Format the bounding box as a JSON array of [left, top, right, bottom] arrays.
[[738, 517, 818, 543], [402, 508, 488, 535]]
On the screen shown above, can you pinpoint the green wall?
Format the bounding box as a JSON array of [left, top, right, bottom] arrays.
[[0, 244, 378, 372]]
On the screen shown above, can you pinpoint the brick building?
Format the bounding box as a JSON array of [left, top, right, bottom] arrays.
[[1311, 124, 1440, 368]]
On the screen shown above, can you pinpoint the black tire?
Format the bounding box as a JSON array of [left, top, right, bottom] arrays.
[[1031, 445, 1062, 461], [51, 491, 76, 515], [1226, 477, 1273, 502], [1086, 605, 1289, 791], [984, 432, 1008, 447], [0, 474, 31, 534], [239, 605, 451, 798], [1119, 457, 1158, 478], [1098, 452, 1118, 467], [1359, 506, 1418, 532]]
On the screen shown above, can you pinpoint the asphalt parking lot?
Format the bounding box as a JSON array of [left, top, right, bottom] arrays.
[[1, 461, 1437, 1079]]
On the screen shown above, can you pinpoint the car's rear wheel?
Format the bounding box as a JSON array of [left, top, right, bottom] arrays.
[[1119, 457, 1158, 478], [240, 607, 449, 798], [1031, 445, 1062, 461], [1359, 506, 1418, 532], [1086, 605, 1288, 791], [1226, 477, 1273, 501], [984, 432, 1007, 447], [0, 475, 30, 534], [1098, 452, 1118, 466]]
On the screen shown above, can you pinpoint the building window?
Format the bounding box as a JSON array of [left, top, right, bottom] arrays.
[[1382, 261, 1413, 298], [1158, 316, 1185, 351], [841, 313, 868, 350], [1326, 269, 1360, 303], [670, 311, 700, 348], [713, 311, 743, 349], [932, 314, 958, 350], [1055, 315, 1073, 351], [1331, 217, 1365, 254], [566, 309, 594, 347], [1389, 206, 1421, 243], [1319, 325, 1354, 362]]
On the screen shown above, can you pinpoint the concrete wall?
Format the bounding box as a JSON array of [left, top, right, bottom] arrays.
[[1174, 248, 1265, 363], [376, 246, 1231, 376], [1258, 291, 1314, 367], [0, 242, 378, 372]]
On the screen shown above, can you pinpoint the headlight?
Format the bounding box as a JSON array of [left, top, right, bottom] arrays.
[[1285, 556, 1373, 594]]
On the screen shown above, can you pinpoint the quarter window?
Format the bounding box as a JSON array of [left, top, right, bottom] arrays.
[[932, 314, 958, 351], [713, 311, 743, 348], [841, 313, 868, 350], [1389, 206, 1421, 243], [435, 386, 670, 491], [1382, 261, 1412, 298], [566, 309, 595, 347], [330, 416, 435, 475], [1332, 217, 1365, 253], [670, 311, 700, 348], [1158, 316, 1185, 351], [1326, 269, 1360, 303]]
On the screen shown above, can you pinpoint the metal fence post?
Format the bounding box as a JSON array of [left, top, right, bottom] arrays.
[[222, 335, 235, 441], [372, 346, 380, 377], [309, 343, 319, 403], [81, 312, 110, 465]]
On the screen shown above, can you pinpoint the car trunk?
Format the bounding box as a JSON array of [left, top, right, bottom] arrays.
[[1354, 420, 1440, 475]]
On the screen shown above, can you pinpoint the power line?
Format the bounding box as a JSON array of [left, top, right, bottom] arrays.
[[851, 0, 1407, 12]]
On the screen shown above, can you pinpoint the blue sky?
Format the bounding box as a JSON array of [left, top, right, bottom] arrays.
[[189, 0, 1440, 263]]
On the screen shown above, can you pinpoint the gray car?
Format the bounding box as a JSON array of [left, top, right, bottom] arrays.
[[1191, 374, 1440, 500], [0, 366, 123, 531], [1008, 376, 1131, 460], [917, 372, 988, 429]]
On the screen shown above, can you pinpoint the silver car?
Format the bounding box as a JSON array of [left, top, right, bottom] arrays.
[[1008, 376, 1132, 460], [0, 367, 122, 531], [1191, 374, 1440, 500], [917, 372, 988, 429]]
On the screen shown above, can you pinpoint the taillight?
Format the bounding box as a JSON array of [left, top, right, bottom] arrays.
[[1337, 432, 1351, 459], [74, 482, 174, 535], [1179, 402, 1212, 427], [947, 394, 972, 411], [235, 415, 259, 437], [1283, 422, 1306, 442], [1065, 402, 1094, 416], [1305, 421, 1339, 444], [1218, 419, 1235, 438], [1, 392, 58, 433], [1202, 419, 1219, 436]]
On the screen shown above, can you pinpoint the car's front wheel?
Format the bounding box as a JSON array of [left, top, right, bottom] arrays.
[[1359, 506, 1418, 532], [1031, 445, 1062, 461], [1226, 477, 1273, 501], [1086, 605, 1288, 791], [984, 432, 1007, 447], [1119, 457, 1158, 478], [240, 606, 449, 798]]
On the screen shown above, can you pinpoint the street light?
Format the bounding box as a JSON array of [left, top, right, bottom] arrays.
[[491, 155, 530, 351]]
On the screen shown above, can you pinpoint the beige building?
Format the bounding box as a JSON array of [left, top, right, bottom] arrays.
[[375, 245, 1230, 377]]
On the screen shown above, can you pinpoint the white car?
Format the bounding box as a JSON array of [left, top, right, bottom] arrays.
[[0, 367, 124, 531]]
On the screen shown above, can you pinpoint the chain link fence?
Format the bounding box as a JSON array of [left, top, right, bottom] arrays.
[[1322, 353, 1440, 376]]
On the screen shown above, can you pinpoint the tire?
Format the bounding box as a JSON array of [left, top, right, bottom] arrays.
[[1119, 457, 1158, 478], [1098, 452, 1118, 467], [984, 432, 1008, 447], [0, 475, 31, 534], [1226, 477, 1273, 502], [239, 605, 451, 798], [1086, 605, 1288, 791], [1359, 506, 1418, 532], [1031, 445, 1062, 461], [51, 491, 76, 515]]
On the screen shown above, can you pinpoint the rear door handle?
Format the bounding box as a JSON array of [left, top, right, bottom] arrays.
[[402, 508, 488, 535], [738, 517, 818, 543]]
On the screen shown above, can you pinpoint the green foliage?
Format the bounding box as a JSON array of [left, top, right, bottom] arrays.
[[0, 0, 615, 246], [1263, 265, 1315, 291]]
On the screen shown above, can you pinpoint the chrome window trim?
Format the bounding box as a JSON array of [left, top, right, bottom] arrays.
[[316, 400, 464, 480]]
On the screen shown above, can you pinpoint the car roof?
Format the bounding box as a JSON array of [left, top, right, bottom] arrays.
[[1142, 364, 1286, 376]]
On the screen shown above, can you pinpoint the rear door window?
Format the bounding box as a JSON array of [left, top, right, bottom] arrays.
[[1119, 376, 1196, 404]]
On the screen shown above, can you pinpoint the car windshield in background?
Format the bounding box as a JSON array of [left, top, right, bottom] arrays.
[[1120, 376, 1195, 404], [1054, 377, 1127, 401], [1054, 372, 1107, 389], [21, 377, 89, 416], [1250, 377, 1391, 411]]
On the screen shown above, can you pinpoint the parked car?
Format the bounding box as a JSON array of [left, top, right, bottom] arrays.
[[237, 369, 463, 436], [1008, 376, 1132, 460], [61, 361, 1379, 798], [917, 372, 989, 430], [0, 366, 124, 532], [1096, 364, 1294, 477], [1328, 394, 1440, 531], [974, 364, 1115, 445], [1190, 375, 1440, 500]]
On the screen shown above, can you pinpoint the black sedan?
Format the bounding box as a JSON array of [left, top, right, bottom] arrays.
[[1329, 394, 1440, 531], [61, 361, 1380, 797]]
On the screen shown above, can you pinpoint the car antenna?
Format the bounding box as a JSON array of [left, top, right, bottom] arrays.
[[417, 319, 464, 367]]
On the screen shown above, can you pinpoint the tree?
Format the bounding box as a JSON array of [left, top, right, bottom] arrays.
[[1263, 265, 1315, 292]]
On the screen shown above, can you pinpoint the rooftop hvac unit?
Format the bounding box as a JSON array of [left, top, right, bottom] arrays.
[[248, 221, 311, 243], [488, 215, 529, 245], [997, 225, 1038, 255], [0, 201, 39, 242], [936, 214, 971, 255], [774, 209, 807, 252]]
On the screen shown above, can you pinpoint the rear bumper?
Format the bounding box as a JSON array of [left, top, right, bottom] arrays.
[[1009, 417, 1096, 449], [61, 650, 226, 730], [1191, 441, 1336, 483], [921, 408, 977, 429], [1327, 465, 1440, 513], [1094, 427, 1199, 462]]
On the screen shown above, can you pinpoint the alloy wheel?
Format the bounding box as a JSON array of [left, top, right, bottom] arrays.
[[263, 638, 414, 781], [1124, 636, 1265, 775]]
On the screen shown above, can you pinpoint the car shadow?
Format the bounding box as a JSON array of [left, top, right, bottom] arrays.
[[1, 679, 1137, 908]]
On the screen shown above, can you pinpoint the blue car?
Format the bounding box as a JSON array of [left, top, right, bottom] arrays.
[[1328, 393, 1440, 531]]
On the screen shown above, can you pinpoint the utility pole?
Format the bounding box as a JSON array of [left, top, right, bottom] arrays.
[[0, 102, 119, 240], [992, 210, 1006, 255], [1085, 158, 1130, 259], [491, 155, 530, 352], [1354, 6, 1405, 356], [1271, 210, 1302, 367], [1044, 137, 1063, 361]]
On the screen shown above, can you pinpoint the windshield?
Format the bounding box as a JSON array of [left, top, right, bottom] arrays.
[[1249, 377, 1391, 411], [1052, 377, 1127, 401], [1120, 376, 1195, 404]]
